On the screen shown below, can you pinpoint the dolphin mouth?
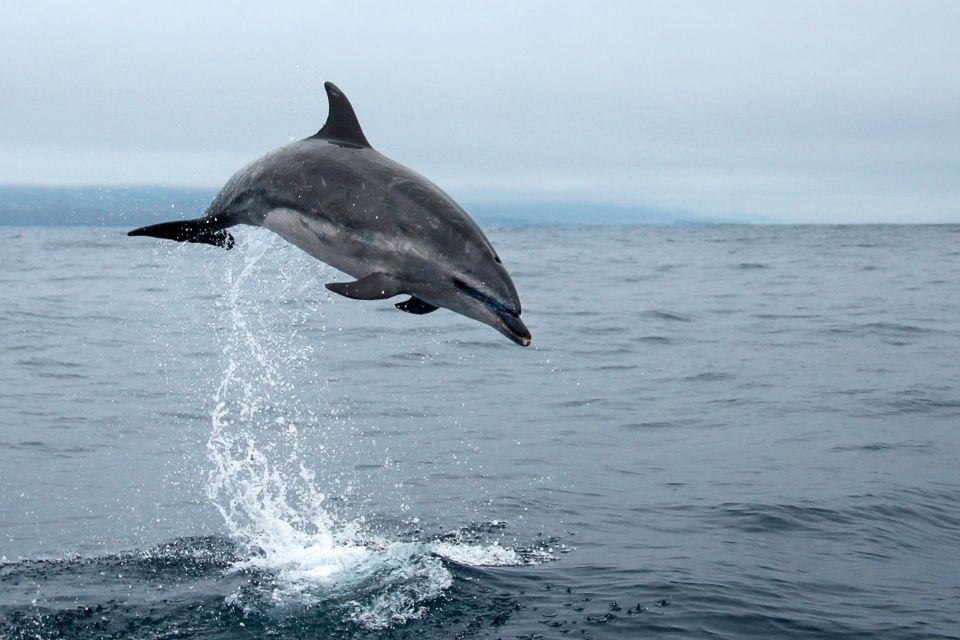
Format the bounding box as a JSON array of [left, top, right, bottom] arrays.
[[452, 278, 531, 346], [495, 309, 532, 347]]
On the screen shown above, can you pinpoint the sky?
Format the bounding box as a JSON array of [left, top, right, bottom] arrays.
[[1, 1, 958, 223]]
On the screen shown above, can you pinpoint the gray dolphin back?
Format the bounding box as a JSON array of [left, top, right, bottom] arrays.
[[126, 82, 366, 249]]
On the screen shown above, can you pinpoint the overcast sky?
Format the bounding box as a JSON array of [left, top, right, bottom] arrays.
[[2, 1, 958, 222]]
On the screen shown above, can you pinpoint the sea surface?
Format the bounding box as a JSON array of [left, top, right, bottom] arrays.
[[1, 224, 959, 639]]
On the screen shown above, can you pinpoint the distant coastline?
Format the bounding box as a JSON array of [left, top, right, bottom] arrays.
[[0, 184, 737, 227]]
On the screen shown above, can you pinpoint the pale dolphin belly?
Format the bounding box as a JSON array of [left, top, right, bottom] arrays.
[[261, 208, 371, 279]]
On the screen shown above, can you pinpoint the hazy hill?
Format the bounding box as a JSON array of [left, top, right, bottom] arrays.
[[0, 185, 731, 227], [0, 185, 215, 227]]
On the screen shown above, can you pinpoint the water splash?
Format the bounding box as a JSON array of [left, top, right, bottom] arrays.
[[202, 231, 536, 629]]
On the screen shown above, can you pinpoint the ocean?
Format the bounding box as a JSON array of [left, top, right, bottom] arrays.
[[1, 224, 958, 639]]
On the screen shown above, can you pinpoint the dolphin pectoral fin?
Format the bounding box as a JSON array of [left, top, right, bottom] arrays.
[[395, 296, 439, 315], [325, 273, 403, 300]]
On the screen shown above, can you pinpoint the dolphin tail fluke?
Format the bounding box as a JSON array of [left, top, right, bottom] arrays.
[[127, 216, 236, 250]]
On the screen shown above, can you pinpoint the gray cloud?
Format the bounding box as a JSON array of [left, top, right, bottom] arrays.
[[2, 0, 958, 222]]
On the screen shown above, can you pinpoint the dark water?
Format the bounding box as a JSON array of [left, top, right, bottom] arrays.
[[1, 225, 959, 639]]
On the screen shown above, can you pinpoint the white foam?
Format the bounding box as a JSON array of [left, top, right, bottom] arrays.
[[205, 233, 454, 628], [430, 541, 524, 566]]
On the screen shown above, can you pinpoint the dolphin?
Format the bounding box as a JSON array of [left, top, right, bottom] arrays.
[[129, 82, 531, 346]]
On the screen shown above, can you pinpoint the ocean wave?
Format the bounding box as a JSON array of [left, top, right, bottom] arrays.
[[642, 310, 695, 322], [0, 535, 533, 639], [824, 322, 938, 336], [697, 493, 960, 544]]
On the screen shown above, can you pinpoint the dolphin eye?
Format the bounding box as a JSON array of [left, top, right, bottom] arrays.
[[494, 254, 502, 264]]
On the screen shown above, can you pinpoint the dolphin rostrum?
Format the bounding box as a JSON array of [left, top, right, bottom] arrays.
[[129, 82, 531, 346]]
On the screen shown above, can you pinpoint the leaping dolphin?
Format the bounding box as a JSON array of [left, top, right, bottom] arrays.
[[129, 82, 531, 346]]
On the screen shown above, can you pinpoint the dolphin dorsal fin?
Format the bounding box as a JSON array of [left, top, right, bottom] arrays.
[[313, 82, 371, 148]]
